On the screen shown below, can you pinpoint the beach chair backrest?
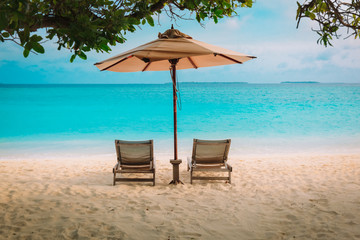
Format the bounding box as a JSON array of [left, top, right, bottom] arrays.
[[115, 140, 153, 166], [192, 139, 231, 164]]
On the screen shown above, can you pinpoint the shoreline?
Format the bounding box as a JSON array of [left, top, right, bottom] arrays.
[[1, 135, 360, 161]]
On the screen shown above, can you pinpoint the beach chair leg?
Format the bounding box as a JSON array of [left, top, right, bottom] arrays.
[[153, 170, 156, 186], [113, 172, 116, 186], [229, 171, 231, 184], [190, 170, 193, 184]]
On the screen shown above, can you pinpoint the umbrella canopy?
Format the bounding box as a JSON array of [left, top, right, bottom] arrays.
[[94, 28, 256, 72], [95, 27, 256, 184]]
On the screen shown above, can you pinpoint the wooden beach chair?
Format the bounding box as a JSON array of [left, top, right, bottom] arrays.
[[113, 140, 155, 186], [187, 139, 232, 184]]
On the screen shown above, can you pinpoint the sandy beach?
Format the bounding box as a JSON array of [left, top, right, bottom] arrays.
[[0, 153, 359, 240]]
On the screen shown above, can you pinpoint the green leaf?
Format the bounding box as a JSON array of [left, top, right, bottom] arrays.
[[100, 43, 111, 52], [223, 2, 231, 8], [24, 27, 30, 42], [23, 48, 30, 58], [330, 26, 339, 32], [82, 46, 91, 51], [215, 9, 223, 17], [319, 2, 328, 12], [353, 16, 360, 26], [32, 42, 45, 54], [142, 19, 146, 25], [186, 1, 195, 9], [241, 0, 253, 8], [201, 0, 209, 7], [117, 37, 124, 43], [47, 30, 56, 40], [1, 32, 10, 38], [199, 11, 207, 19], [309, 12, 316, 20], [78, 51, 87, 60], [30, 35, 43, 42], [146, 16, 154, 27], [18, 31, 26, 45], [128, 25, 136, 32], [24, 42, 32, 51], [70, 54, 76, 63], [214, 16, 218, 24], [196, 14, 201, 22], [304, 10, 316, 20]]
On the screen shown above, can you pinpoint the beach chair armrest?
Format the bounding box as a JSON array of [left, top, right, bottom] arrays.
[[187, 157, 192, 171], [225, 162, 232, 172], [113, 162, 120, 172], [151, 159, 156, 169]]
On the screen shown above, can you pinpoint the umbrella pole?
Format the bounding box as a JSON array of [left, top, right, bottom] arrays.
[[169, 59, 183, 185], [172, 63, 178, 160]]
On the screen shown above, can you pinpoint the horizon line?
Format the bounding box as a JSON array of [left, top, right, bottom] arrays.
[[1, 82, 358, 85]]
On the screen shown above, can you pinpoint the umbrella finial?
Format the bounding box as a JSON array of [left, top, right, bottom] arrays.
[[158, 27, 192, 39]]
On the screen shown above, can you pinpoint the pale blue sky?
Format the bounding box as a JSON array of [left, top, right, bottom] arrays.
[[0, 0, 359, 84]]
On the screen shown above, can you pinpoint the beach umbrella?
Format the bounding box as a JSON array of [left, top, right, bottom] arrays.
[[94, 26, 256, 184]]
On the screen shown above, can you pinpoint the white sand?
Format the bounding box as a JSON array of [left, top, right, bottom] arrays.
[[0, 154, 359, 239]]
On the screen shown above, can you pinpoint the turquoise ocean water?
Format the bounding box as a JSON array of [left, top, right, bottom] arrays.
[[1, 83, 360, 159]]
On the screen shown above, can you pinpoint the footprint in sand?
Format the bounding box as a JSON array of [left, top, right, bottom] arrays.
[[86, 207, 99, 214], [346, 220, 357, 226], [181, 232, 202, 238], [309, 198, 328, 205], [286, 214, 298, 221], [343, 213, 356, 219], [322, 210, 338, 215]]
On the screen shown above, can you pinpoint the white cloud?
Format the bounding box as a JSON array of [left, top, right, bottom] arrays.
[[220, 15, 252, 30], [224, 35, 360, 76]]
